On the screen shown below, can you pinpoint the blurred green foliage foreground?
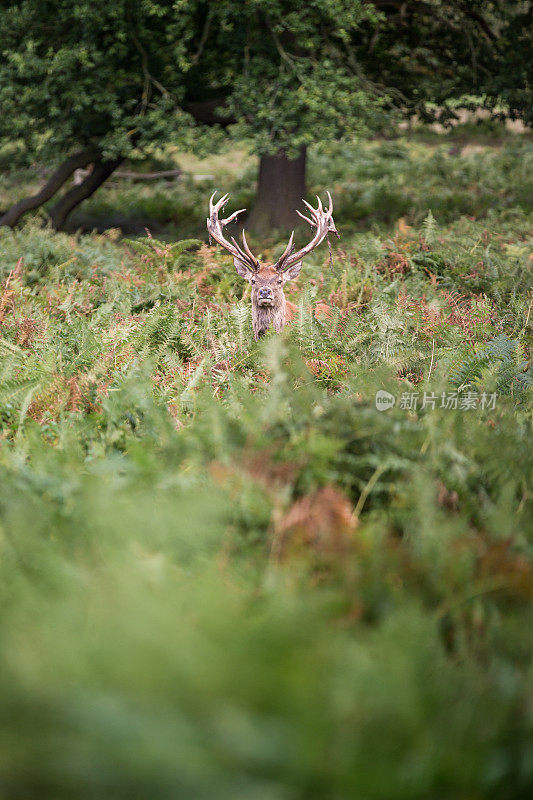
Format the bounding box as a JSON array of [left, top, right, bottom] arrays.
[[0, 138, 532, 799]]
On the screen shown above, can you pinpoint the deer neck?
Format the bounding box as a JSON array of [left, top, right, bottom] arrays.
[[252, 292, 286, 339]]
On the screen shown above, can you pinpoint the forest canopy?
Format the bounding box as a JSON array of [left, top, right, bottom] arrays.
[[0, 0, 530, 229]]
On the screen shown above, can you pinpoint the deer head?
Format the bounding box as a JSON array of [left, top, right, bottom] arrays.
[[207, 191, 338, 340]]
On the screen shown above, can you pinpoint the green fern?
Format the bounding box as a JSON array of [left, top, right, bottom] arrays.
[[180, 358, 205, 412], [127, 305, 192, 361], [449, 346, 493, 389], [449, 333, 532, 394], [231, 303, 250, 351], [297, 286, 319, 353], [422, 209, 438, 245], [122, 236, 201, 254], [368, 302, 409, 363]]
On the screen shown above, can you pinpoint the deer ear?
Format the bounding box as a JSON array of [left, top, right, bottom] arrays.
[[282, 261, 303, 281], [234, 256, 254, 281]]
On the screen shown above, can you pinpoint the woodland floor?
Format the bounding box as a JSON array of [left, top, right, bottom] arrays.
[[0, 122, 531, 798]]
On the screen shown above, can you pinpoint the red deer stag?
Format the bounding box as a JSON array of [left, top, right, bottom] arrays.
[[207, 191, 338, 340]]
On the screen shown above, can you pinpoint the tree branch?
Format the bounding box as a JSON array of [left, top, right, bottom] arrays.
[[191, 7, 213, 65], [47, 157, 122, 230], [462, 8, 497, 41], [369, 0, 498, 39], [0, 148, 101, 228]]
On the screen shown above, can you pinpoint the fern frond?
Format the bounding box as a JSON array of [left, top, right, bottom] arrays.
[[180, 359, 205, 412], [231, 303, 250, 351], [422, 210, 438, 245]]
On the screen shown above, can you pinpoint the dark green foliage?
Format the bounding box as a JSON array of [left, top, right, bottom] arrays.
[[0, 0, 190, 160], [488, 3, 533, 126], [0, 1, 529, 167], [449, 334, 532, 395]]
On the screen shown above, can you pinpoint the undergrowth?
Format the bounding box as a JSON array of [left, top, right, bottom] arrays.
[[0, 141, 531, 799]]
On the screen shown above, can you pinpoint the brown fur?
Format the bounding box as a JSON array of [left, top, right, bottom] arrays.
[[207, 191, 337, 340], [235, 262, 301, 340]]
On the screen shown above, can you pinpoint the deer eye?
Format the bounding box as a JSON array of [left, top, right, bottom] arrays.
[[278, 278, 283, 284], [251, 278, 256, 285]]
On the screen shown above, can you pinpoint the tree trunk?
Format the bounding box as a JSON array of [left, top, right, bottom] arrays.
[[0, 148, 101, 228], [248, 148, 307, 234], [47, 157, 122, 230]]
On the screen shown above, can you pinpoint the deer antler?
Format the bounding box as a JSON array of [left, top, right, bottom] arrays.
[[275, 192, 339, 273], [207, 192, 259, 272]]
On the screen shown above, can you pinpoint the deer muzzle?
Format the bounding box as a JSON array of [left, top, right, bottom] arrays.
[[257, 287, 274, 306]]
